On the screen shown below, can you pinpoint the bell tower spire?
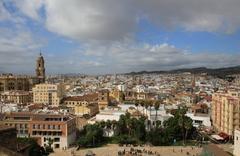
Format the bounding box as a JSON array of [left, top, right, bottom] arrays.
[[36, 52, 45, 83]]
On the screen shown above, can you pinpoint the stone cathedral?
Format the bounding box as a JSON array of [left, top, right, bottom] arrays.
[[0, 53, 46, 92], [35, 53, 46, 83]]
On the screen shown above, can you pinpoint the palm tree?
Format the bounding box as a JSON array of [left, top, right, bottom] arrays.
[[156, 120, 162, 129], [140, 100, 145, 115], [106, 120, 112, 137], [149, 100, 153, 118], [154, 100, 161, 126], [99, 121, 106, 129], [111, 120, 117, 135], [184, 117, 193, 144], [177, 107, 189, 145], [125, 113, 132, 136], [134, 100, 139, 116], [144, 101, 149, 117], [148, 100, 153, 129]]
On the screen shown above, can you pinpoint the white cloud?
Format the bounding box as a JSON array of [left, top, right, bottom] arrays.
[[13, 0, 43, 20], [43, 0, 137, 41], [0, 27, 44, 73], [0, 26, 239, 74], [0, 2, 11, 21], [1, 0, 240, 74], [79, 41, 240, 73], [11, 0, 240, 41]]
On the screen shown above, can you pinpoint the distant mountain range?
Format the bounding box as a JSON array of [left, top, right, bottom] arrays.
[[126, 65, 240, 78]]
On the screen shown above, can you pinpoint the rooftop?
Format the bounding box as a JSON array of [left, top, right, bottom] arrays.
[[63, 93, 98, 102]]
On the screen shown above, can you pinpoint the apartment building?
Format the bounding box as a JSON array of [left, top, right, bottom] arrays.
[[0, 75, 30, 92], [1, 112, 76, 149], [0, 91, 32, 104], [98, 90, 110, 110], [212, 89, 240, 136], [33, 83, 65, 106], [64, 93, 99, 116]]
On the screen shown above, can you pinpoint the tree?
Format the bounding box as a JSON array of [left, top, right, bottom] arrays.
[[78, 124, 104, 147], [163, 107, 194, 145], [111, 120, 118, 135], [106, 120, 112, 137], [147, 127, 171, 146], [176, 107, 193, 145], [140, 100, 145, 115], [156, 120, 162, 129], [184, 117, 193, 144], [45, 138, 54, 153], [115, 113, 147, 144], [144, 101, 149, 116], [17, 138, 47, 156], [134, 100, 140, 117], [148, 100, 153, 129], [99, 121, 106, 129], [154, 100, 160, 126]]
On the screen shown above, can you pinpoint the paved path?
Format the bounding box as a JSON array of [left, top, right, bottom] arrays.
[[50, 144, 202, 156]]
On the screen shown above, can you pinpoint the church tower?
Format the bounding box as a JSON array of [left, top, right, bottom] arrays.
[[36, 53, 45, 83]]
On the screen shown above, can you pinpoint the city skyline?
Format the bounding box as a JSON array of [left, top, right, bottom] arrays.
[[1, 0, 240, 74]]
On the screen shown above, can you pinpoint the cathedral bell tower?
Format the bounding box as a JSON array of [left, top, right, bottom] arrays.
[[36, 52, 45, 83]]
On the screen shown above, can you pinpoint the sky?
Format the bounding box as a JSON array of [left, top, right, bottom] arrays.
[[0, 0, 240, 75]]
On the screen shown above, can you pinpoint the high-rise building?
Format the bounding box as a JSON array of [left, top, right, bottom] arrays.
[[35, 53, 45, 83], [212, 89, 240, 136]]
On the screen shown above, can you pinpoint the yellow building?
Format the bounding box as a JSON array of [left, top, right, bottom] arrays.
[[110, 89, 125, 102], [63, 93, 99, 116], [32, 83, 65, 106], [74, 104, 99, 117], [0, 74, 31, 92], [0, 91, 32, 104], [98, 89, 110, 110], [212, 89, 240, 136]]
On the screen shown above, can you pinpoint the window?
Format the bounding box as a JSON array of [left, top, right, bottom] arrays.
[[48, 125, 50, 129], [33, 124, 36, 129], [43, 124, 45, 129], [54, 144, 60, 148], [54, 138, 60, 142], [58, 125, 61, 130]]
